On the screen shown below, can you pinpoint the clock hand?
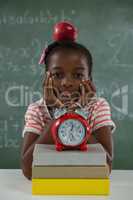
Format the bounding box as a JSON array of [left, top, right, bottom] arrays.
[[66, 128, 74, 143], [69, 132, 75, 142], [70, 123, 73, 131]]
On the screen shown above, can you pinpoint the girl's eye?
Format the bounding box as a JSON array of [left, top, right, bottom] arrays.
[[52, 72, 64, 79], [74, 73, 84, 79]]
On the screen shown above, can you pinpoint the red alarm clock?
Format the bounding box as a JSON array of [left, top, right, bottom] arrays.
[[51, 108, 91, 151]]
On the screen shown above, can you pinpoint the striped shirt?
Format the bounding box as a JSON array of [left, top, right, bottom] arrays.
[[22, 97, 116, 137]]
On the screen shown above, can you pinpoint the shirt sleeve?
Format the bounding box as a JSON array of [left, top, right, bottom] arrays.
[[22, 103, 44, 137], [91, 98, 116, 133]]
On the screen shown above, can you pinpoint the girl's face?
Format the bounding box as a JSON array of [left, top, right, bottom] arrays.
[[47, 49, 90, 102]]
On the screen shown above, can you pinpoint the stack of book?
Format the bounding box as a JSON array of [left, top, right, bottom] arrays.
[[32, 143, 110, 195]]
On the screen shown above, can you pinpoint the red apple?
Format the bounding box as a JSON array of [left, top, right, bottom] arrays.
[[53, 21, 78, 41]]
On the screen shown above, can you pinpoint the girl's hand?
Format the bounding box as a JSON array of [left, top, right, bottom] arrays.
[[79, 79, 96, 106], [62, 80, 96, 111], [41, 119, 57, 144], [43, 71, 64, 108]]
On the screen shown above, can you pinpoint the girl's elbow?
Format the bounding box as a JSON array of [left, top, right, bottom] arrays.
[[21, 164, 32, 180], [21, 156, 32, 180]]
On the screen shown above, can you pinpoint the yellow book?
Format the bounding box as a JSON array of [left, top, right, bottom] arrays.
[[32, 178, 110, 195]]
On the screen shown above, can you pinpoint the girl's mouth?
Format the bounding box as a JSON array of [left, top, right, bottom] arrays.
[[61, 91, 71, 96], [59, 90, 80, 104], [60, 91, 71, 103]]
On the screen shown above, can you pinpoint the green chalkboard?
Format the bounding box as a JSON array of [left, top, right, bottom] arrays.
[[0, 0, 133, 169]]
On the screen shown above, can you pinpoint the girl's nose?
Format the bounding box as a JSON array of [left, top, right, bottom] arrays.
[[61, 76, 73, 90]]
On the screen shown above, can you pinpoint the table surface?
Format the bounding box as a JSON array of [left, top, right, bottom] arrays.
[[0, 169, 133, 200]]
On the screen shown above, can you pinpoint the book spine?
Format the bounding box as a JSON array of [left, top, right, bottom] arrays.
[[33, 154, 106, 166], [32, 166, 109, 179], [32, 178, 110, 195]]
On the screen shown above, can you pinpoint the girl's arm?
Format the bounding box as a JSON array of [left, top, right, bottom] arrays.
[[93, 126, 113, 173], [21, 71, 65, 180], [21, 121, 55, 180]]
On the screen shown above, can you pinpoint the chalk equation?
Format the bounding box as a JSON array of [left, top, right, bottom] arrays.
[[0, 117, 24, 149], [0, 9, 76, 25], [0, 38, 45, 75], [107, 31, 133, 68]]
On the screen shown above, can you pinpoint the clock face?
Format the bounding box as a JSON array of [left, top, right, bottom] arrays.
[[58, 119, 86, 146]]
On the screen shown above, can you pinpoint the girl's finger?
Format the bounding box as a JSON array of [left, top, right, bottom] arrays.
[[43, 72, 49, 97], [81, 80, 96, 101], [48, 77, 54, 96], [43, 71, 50, 87], [82, 80, 96, 93], [80, 83, 86, 107], [82, 80, 91, 93], [88, 80, 96, 93], [44, 73, 52, 98], [82, 80, 96, 104]]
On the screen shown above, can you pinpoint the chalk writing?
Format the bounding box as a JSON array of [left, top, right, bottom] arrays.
[[0, 9, 76, 25]]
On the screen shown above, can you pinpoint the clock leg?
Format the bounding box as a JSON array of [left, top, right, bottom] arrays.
[[80, 143, 88, 151], [56, 143, 63, 151]]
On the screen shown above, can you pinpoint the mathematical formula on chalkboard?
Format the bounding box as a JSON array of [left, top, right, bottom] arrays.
[[0, 9, 76, 25]]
